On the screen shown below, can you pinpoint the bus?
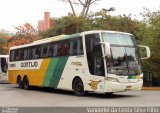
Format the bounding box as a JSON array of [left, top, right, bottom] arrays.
[[8, 30, 150, 96], [0, 55, 8, 82]]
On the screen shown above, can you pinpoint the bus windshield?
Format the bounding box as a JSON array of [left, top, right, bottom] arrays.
[[102, 33, 142, 75]]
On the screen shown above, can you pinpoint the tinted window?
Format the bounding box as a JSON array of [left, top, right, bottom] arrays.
[[85, 33, 104, 76], [9, 37, 84, 61], [10, 50, 14, 62], [69, 37, 83, 56], [14, 49, 20, 61], [24, 48, 28, 60], [42, 44, 49, 58]]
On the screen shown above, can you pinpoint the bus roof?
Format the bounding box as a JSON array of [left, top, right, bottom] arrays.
[[10, 30, 133, 50]]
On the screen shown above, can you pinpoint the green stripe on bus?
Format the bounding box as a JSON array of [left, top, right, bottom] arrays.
[[127, 76, 136, 79], [48, 56, 69, 88], [42, 58, 59, 86]]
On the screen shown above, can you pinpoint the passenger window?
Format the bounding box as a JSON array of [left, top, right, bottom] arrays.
[[24, 48, 28, 60], [60, 43, 66, 56], [10, 50, 14, 62], [19, 49, 24, 60], [15, 49, 20, 61], [48, 43, 54, 57], [29, 47, 35, 59], [77, 38, 83, 55], [42, 44, 48, 58], [35, 46, 41, 59], [53, 43, 58, 57], [69, 40, 77, 55]]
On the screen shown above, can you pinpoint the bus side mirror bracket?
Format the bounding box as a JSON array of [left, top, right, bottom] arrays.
[[100, 42, 111, 58], [138, 45, 151, 60]]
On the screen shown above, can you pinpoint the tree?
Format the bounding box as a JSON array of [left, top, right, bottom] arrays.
[[39, 15, 92, 38], [0, 32, 11, 54], [59, 0, 101, 18], [3, 23, 39, 53], [39, 11, 141, 39], [15, 23, 38, 41], [138, 9, 160, 78]]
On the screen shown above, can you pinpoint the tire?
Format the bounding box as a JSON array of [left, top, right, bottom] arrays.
[[17, 77, 23, 89], [105, 93, 113, 97], [73, 78, 86, 96], [23, 76, 30, 90]]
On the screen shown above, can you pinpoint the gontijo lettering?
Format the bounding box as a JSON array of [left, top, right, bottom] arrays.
[[21, 61, 38, 67]]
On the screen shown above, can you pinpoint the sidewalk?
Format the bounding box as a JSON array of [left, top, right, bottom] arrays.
[[142, 87, 160, 90]]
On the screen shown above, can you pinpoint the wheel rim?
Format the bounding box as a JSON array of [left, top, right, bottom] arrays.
[[75, 80, 83, 93], [74, 79, 84, 95]]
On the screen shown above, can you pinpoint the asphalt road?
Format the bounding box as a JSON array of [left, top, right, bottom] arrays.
[[0, 83, 160, 107]]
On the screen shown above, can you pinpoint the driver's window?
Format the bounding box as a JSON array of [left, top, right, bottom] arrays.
[[93, 45, 105, 76], [85, 34, 105, 76]]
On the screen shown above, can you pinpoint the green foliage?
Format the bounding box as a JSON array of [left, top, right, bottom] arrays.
[[39, 15, 92, 38], [139, 9, 160, 76]]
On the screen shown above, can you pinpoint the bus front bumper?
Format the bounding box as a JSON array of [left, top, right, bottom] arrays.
[[105, 80, 143, 93]]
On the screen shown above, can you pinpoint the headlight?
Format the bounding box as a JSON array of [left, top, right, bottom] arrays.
[[105, 77, 119, 82]]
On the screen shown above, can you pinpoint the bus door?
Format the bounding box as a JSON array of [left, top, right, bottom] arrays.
[[0, 57, 8, 81], [85, 34, 105, 92]]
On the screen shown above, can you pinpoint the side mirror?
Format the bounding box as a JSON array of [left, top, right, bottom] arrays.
[[138, 45, 151, 60], [100, 42, 111, 58]]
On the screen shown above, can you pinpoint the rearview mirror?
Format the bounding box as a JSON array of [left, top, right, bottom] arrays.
[[100, 42, 111, 58], [138, 45, 150, 60]]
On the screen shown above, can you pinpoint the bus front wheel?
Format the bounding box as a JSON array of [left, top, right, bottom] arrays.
[[23, 76, 30, 90], [73, 78, 86, 96]]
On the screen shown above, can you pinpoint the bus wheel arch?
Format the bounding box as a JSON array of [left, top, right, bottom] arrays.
[[17, 75, 23, 89], [72, 76, 86, 96], [23, 75, 30, 90]]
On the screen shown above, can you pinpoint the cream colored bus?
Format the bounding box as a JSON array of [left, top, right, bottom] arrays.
[[8, 30, 150, 95]]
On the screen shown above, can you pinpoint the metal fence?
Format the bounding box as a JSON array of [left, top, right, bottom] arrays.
[[143, 70, 160, 87]]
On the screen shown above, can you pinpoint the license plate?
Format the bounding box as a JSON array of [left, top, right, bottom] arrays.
[[126, 85, 131, 89]]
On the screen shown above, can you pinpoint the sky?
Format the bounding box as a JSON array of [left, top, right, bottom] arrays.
[[0, 0, 159, 32]]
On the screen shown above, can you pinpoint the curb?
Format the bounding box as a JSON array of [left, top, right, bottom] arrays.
[[142, 87, 160, 90]]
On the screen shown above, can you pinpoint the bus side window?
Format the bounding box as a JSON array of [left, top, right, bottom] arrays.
[[35, 46, 41, 59], [10, 50, 15, 62], [69, 39, 78, 55], [61, 42, 67, 56], [48, 43, 54, 57], [77, 37, 84, 55], [66, 41, 70, 55], [53, 43, 58, 57], [29, 47, 35, 59], [24, 48, 28, 60], [15, 49, 20, 61], [19, 49, 24, 60], [42, 44, 48, 58]]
